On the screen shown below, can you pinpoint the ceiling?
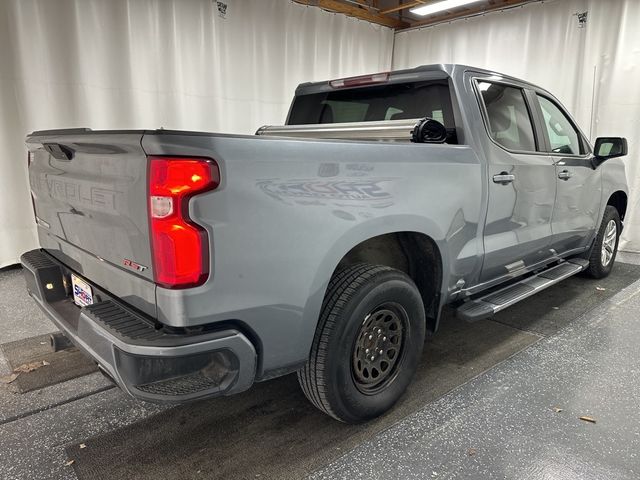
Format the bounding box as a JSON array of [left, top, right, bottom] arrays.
[[293, 0, 537, 30]]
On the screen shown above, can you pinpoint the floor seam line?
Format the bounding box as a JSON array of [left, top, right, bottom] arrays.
[[484, 318, 546, 337], [0, 384, 115, 426]]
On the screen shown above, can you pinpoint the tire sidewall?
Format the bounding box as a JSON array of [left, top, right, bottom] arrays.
[[591, 206, 621, 277], [323, 271, 425, 423]]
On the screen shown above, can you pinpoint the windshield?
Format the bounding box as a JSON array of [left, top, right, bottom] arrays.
[[287, 81, 455, 128]]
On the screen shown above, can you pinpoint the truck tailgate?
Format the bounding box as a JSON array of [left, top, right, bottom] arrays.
[[26, 131, 156, 316]]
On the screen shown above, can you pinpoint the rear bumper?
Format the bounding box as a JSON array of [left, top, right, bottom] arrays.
[[20, 249, 257, 404]]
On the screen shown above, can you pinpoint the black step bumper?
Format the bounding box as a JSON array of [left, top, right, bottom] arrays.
[[20, 249, 257, 403]]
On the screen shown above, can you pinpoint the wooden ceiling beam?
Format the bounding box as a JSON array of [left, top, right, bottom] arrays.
[[294, 0, 409, 29], [380, 1, 427, 16], [405, 0, 536, 29], [296, 0, 537, 30]]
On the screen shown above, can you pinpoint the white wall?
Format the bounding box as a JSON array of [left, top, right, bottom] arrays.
[[0, 0, 393, 267], [394, 0, 640, 251]]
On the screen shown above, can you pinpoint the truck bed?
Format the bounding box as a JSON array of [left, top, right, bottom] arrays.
[[26, 127, 482, 377]]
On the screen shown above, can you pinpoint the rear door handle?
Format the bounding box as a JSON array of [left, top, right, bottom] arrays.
[[558, 170, 572, 180], [493, 173, 515, 185]]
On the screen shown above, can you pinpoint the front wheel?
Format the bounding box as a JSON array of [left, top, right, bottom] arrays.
[[585, 205, 621, 279], [298, 264, 426, 423]]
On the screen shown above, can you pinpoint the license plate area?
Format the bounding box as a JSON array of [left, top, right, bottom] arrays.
[[71, 273, 94, 307]]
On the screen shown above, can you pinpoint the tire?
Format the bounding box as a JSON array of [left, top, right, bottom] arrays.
[[298, 263, 426, 423], [585, 205, 621, 279]]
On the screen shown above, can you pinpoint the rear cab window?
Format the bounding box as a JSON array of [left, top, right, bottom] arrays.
[[287, 81, 456, 133]]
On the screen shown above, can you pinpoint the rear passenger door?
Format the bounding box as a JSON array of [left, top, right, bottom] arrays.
[[475, 80, 557, 284], [532, 94, 601, 255]]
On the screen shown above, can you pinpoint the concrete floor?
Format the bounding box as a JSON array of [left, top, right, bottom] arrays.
[[1, 253, 640, 479], [313, 256, 640, 479]]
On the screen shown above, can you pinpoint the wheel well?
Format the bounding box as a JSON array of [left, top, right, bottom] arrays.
[[607, 191, 628, 220], [335, 232, 443, 333]]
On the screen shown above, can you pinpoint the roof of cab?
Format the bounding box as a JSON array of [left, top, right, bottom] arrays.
[[294, 63, 543, 96]]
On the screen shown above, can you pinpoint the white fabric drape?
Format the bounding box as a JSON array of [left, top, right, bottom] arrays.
[[0, 0, 393, 267], [394, 0, 640, 251], [4, 0, 639, 266]]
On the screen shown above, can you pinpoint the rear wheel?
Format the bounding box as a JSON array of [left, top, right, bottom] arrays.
[[298, 264, 425, 423], [585, 205, 621, 279]]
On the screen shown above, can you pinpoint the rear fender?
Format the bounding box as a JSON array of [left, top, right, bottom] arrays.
[[301, 215, 449, 350]]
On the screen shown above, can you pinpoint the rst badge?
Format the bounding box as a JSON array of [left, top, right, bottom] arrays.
[[123, 259, 148, 273]]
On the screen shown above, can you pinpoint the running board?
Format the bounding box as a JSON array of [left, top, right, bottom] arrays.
[[456, 259, 589, 322]]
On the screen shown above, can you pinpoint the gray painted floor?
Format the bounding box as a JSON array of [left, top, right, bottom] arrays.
[[1, 254, 640, 479], [0, 266, 164, 480], [0, 266, 57, 345], [311, 272, 640, 479]]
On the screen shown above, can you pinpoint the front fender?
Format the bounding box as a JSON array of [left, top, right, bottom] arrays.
[[600, 158, 628, 205]]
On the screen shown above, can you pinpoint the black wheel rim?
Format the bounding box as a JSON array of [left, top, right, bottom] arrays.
[[351, 302, 408, 395]]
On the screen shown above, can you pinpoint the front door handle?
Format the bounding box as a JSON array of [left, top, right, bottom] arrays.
[[558, 170, 572, 180], [493, 172, 515, 185]]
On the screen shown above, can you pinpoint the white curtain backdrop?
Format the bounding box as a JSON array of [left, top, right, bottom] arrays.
[[394, 0, 640, 251], [3, 0, 639, 266], [0, 0, 393, 268]]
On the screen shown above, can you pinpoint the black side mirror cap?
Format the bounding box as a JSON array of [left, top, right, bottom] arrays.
[[594, 137, 628, 162]]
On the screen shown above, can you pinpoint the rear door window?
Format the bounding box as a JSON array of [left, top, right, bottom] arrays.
[[478, 81, 537, 152]]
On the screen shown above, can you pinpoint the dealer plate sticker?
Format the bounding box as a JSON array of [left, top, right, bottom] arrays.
[[71, 274, 93, 307]]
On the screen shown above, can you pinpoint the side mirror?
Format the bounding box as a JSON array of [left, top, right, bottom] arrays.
[[594, 137, 628, 161]]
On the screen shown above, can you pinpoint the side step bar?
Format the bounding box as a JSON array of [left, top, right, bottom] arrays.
[[456, 259, 589, 322]]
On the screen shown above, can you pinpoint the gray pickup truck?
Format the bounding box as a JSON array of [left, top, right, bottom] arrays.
[[21, 64, 628, 423]]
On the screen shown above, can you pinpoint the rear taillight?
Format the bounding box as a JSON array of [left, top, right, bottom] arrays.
[[148, 156, 220, 289]]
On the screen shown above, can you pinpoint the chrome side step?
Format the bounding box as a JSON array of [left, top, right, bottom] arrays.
[[456, 259, 589, 322]]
